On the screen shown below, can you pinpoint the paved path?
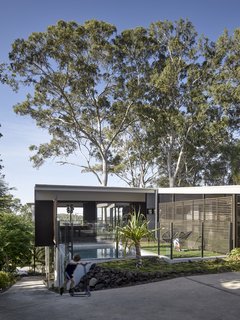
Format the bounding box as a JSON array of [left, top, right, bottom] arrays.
[[0, 273, 240, 320]]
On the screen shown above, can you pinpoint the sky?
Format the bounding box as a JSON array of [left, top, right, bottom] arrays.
[[1, 0, 240, 204]]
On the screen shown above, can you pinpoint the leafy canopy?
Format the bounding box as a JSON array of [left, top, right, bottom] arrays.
[[9, 20, 136, 186], [0, 212, 33, 272], [6, 19, 240, 187]]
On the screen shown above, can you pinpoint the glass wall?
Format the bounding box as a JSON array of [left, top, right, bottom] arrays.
[[57, 202, 140, 260]]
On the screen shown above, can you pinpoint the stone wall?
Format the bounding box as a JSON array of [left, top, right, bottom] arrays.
[[77, 264, 165, 291]]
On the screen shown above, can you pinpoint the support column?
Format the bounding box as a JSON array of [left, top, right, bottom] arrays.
[[45, 247, 51, 287], [82, 202, 97, 242], [154, 190, 160, 256], [83, 202, 97, 223]]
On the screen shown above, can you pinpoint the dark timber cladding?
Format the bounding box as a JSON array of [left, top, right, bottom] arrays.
[[35, 200, 54, 246]]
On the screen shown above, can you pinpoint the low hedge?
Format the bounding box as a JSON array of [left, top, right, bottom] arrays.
[[0, 271, 15, 291], [227, 248, 240, 261]]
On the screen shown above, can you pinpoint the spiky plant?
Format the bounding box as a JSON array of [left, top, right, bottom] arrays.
[[116, 211, 155, 267]]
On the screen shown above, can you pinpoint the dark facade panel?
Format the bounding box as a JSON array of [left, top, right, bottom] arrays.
[[159, 194, 173, 203], [204, 194, 228, 199], [132, 202, 146, 215], [175, 194, 203, 201], [146, 193, 155, 209], [83, 202, 97, 223], [35, 200, 54, 246], [160, 193, 203, 202]]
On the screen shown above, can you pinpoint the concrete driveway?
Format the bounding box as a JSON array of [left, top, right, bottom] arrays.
[[0, 273, 240, 320]]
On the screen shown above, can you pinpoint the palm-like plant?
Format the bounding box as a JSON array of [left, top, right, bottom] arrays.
[[116, 211, 155, 267]]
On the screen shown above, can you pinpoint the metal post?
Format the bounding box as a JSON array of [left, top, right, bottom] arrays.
[[116, 227, 119, 259], [229, 222, 233, 252], [70, 210, 74, 258], [154, 189, 160, 256], [67, 204, 74, 259], [157, 222, 160, 256], [232, 194, 236, 249], [33, 247, 36, 273], [201, 221, 204, 258], [170, 222, 173, 260]]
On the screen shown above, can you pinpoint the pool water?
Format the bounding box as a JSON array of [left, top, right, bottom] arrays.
[[74, 247, 135, 259]]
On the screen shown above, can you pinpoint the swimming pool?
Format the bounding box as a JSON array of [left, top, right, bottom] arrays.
[[73, 246, 135, 260]]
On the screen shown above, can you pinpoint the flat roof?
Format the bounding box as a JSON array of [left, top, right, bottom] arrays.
[[35, 184, 156, 193], [158, 185, 240, 194], [34, 184, 240, 198], [34, 184, 156, 202]]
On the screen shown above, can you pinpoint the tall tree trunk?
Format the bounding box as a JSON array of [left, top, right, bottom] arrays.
[[102, 157, 108, 186], [167, 147, 175, 187], [169, 176, 175, 187]]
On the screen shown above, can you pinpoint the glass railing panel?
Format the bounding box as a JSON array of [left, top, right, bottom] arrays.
[[159, 222, 172, 259]]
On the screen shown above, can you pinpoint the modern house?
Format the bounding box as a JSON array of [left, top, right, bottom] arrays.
[[34, 184, 240, 286]]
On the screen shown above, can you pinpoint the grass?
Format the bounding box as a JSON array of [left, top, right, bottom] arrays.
[[141, 242, 224, 259]]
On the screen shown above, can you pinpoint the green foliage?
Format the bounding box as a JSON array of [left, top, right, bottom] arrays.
[[0, 212, 33, 272], [227, 248, 240, 261], [100, 256, 240, 274], [0, 173, 18, 214], [9, 19, 135, 186], [112, 125, 158, 187], [0, 271, 15, 290], [6, 19, 240, 187], [0, 129, 35, 274], [112, 19, 239, 187], [0, 63, 17, 90], [0, 179, 10, 212], [32, 247, 45, 272], [117, 211, 155, 264], [0, 128, 19, 213]]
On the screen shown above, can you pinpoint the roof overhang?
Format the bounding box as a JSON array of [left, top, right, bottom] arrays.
[[35, 184, 156, 202], [158, 185, 240, 194]]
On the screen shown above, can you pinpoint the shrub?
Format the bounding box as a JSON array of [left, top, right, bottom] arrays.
[[0, 271, 15, 290], [227, 248, 240, 261]]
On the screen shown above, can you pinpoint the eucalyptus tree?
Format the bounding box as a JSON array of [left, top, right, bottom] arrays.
[[0, 128, 3, 177], [0, 62, 17, 89], [1, 64, 7, 179], [195, 28, 240, 185], [111, 27, 160, 187], [112, 20, 211, 187], [9, 20, 136, 186], [0, 129, 11, 212], [0, 63, 5, 83], [205, 28, 240, 130], [8, 19, 239, 188], [142, 19, 234, 187], [114, 21, 240, 187], [0, 63, 8, 84], [112, 125, 159, 188], [146, 20, 202, 186]]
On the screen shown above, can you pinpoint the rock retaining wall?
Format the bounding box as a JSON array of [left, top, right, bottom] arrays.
[[77, 265, 164, 291]]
